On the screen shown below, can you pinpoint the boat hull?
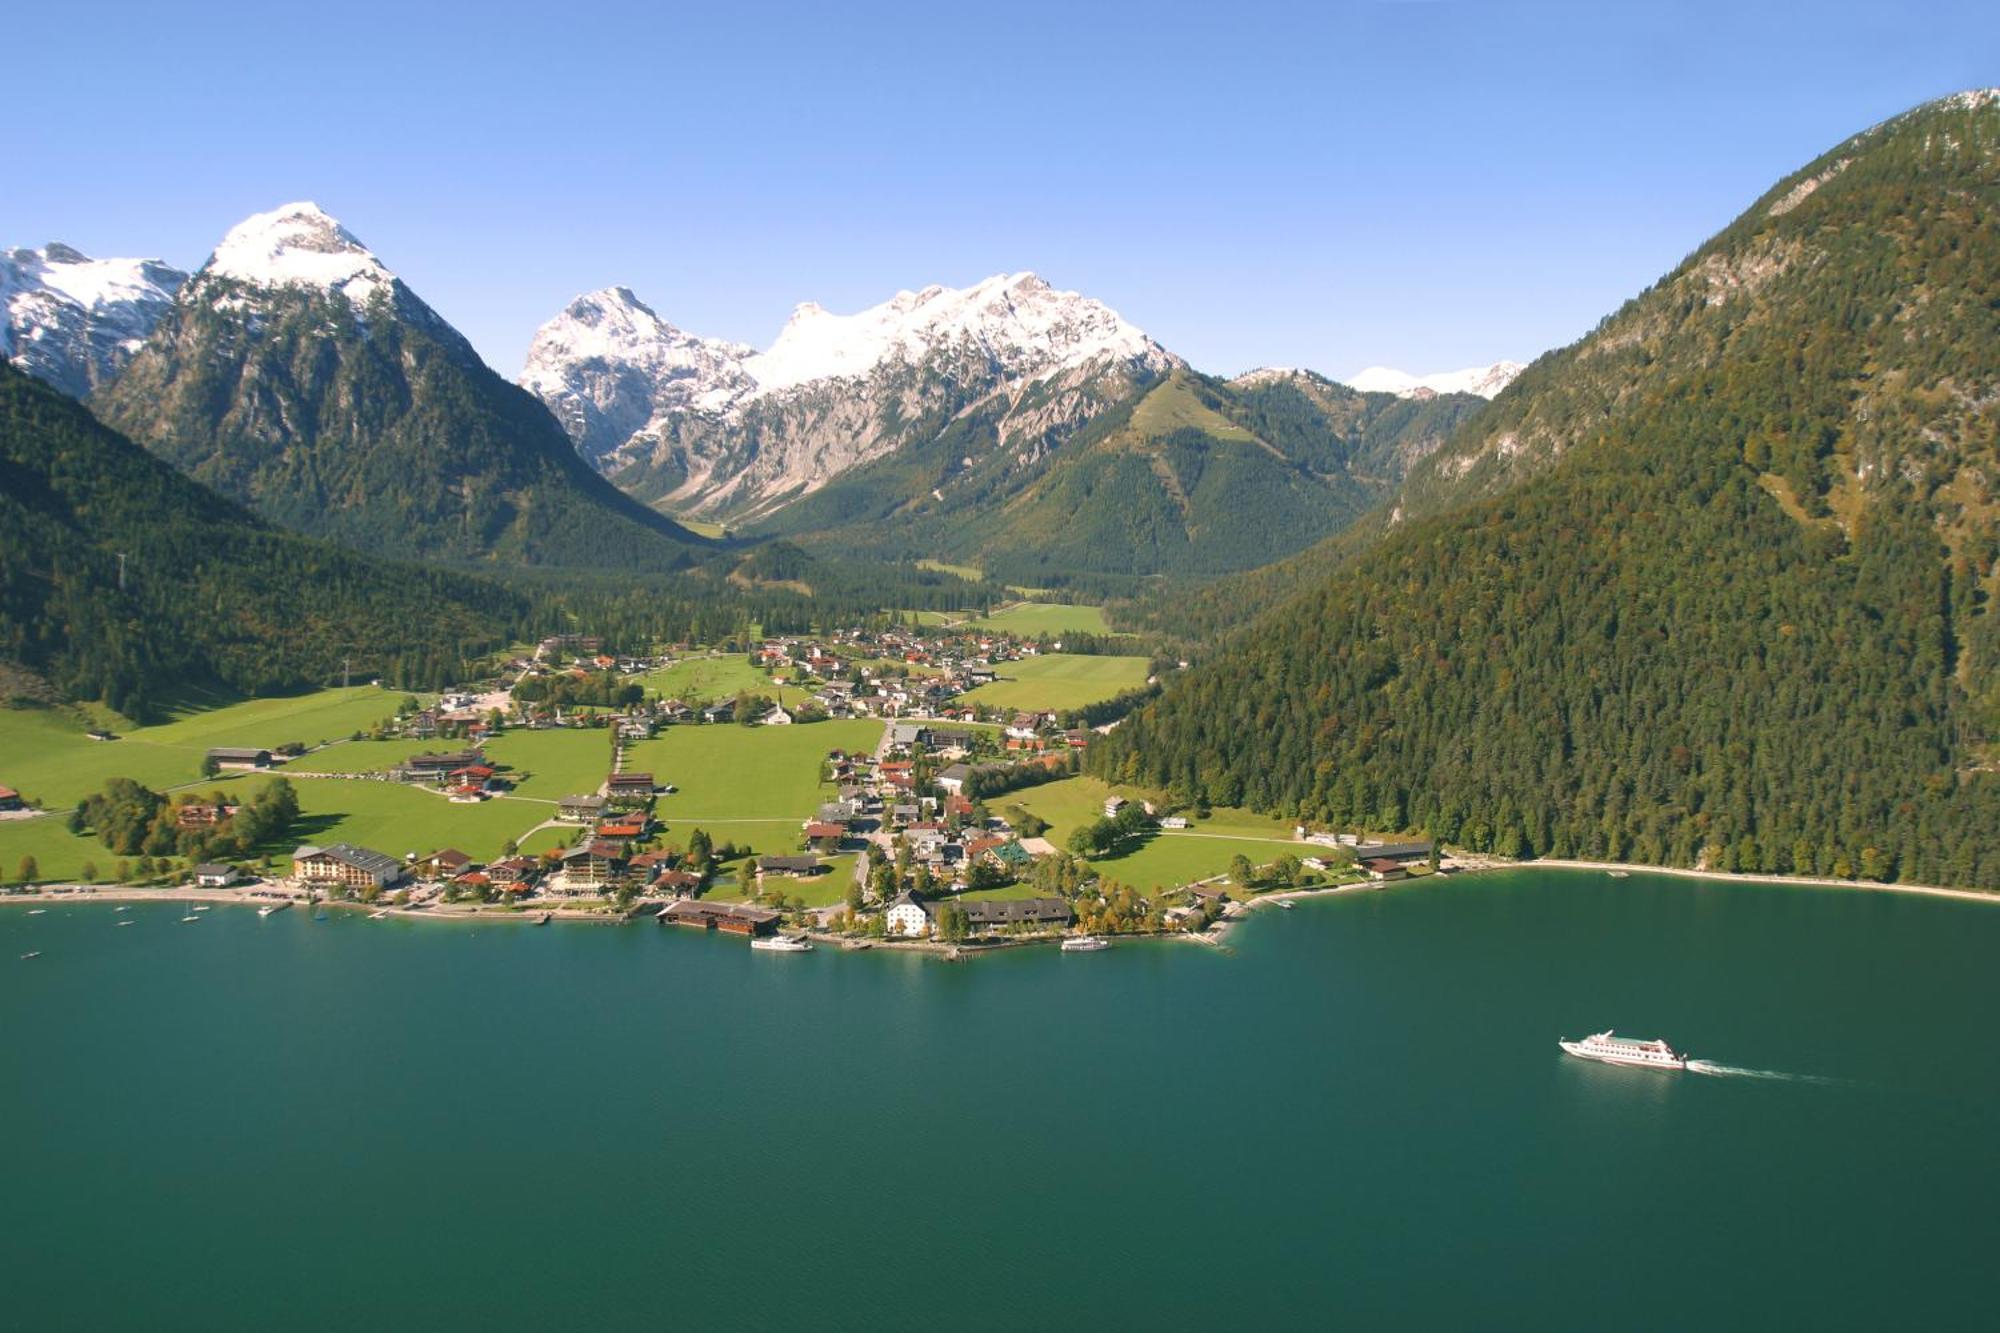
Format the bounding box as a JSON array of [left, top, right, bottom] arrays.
[[1559, 1040, 1685, 1070]]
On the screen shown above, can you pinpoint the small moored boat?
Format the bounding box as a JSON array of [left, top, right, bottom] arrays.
[[1061, 935, 1112, 953], [26, 908, 47, 916], [1276, 899, 1296, 910], [181, 913, 201, 923], [751, 934, 813, 952], [1559, 1030, 1687, 1070], [1607, 870, 1631, 879]]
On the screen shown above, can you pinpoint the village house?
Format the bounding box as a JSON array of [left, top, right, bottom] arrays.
[[757, 854, 824, 878], [960, 897, 1073, 932], [652, 867, 704, 896], [415, 848, 475, 880], [175, 801, 238, 830], [395, 749, 485, 784], [559, 840, 626, 891], [559, 793, 609, 823], [700, 702, 735, 724], [208, 746, 274, 771], [0, 785, 22, 812], [657, 899, 779, 937], [193, 863, 240, 888], [606, 772, 657, 803], [292, 843, 406, 893], [1363, 858, 1409, 882], [885, 892, 931, 938]]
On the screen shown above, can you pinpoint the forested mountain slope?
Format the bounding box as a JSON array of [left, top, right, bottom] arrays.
[[1092, 90, 2000, 888], [93, 204, 710, 572], [1118, 89, 2000, 645], [763, 369, 1483, 584], [0, 362, 521, 719]]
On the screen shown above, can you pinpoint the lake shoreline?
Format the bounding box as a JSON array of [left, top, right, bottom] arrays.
[[6, 855, 1992, 948]]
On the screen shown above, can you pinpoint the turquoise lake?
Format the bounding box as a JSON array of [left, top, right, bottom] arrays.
[[4, 869, 1995, 1330]]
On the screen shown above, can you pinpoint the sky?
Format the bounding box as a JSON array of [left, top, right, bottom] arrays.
[[8, 1, 1996, 379]]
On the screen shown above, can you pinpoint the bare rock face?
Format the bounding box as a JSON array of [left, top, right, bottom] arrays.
[[520, 273, 1181, 522], [1, 243, 187, 399]]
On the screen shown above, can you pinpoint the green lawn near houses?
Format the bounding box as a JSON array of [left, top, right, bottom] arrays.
[[963, 602, 1112, 636], [959, 654, 1149, 712], [274, 779, 550, 865], [295, 738, 419, 775], [302, 728, 620, 804], [482, 729, 618, 802], [636, 655, 812, 706], [0, 686, 413, 810], [1011, 776, 1306, 895], [626, 720, 882, 831], [0, 773, 551, 886], [0, 815, 116, 883], [953, 883, 1042, 902], [703, 851, 857, 909]]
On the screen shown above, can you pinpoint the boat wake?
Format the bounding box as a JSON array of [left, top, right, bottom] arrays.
[[1685, 1060, 1843, 1086]]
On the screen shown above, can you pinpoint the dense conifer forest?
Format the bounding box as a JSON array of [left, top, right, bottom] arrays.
[[1094, 93, 2000, 888]]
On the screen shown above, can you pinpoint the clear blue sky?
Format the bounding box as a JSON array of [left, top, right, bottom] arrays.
[[9, 1, 1994, 378]]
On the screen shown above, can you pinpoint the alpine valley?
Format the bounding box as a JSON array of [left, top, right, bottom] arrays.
[[0, 89, 1995, 894]]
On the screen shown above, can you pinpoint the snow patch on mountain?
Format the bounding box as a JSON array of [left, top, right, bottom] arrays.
[[1346, 361, 1525, 400], [199, 202, 396, 307], [2, 243, 187, 397]]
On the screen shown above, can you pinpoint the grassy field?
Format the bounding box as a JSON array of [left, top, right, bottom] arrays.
[[482, 730, 618, 801], [0, 698, 880, 888], [960, 654, 1149, 712], [637, 655, 812, 705], [1011, 776, 1305, 894], [915, 559, 983, 582], [0, 772, 553, 884], [622, 719, 881, 860], [0, 686, 414, 809], [279, 779, 550, 863], [965, 602, 1112, 636]]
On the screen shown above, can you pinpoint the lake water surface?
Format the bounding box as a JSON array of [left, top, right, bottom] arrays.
[[5, 870, 1994, 1330]]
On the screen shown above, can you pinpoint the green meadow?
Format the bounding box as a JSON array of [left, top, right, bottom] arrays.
[[637, 654, 813, 706], [960, 654, 1150, 712], [624, 718, 882, 858], [0, 686, 414, 809], [965, 602, 1113, 636], [1011, 775, 1305, 894]]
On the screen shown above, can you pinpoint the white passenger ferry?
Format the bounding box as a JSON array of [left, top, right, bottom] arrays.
[[751, 934, 813, 953], [1061, 935, 1111, 953], [1559, 1030, 1687, 1070]]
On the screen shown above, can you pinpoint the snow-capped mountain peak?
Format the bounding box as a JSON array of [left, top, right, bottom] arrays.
[[199, 201, 396, 307], [1346, 360, 1525, 400], [520, 271, 1179, 518], [520, 287, 759, 441], [744, 271, 1169, 395], [2, 242, 187, 397]]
